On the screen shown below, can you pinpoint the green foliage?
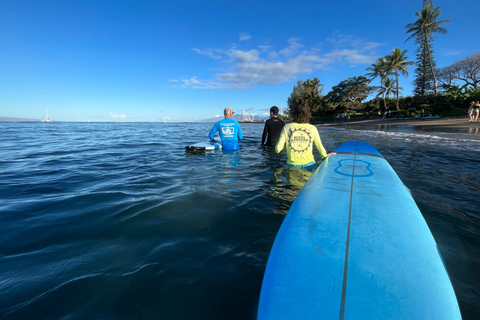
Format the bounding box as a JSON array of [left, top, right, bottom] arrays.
[[286, 78, 326, 119], [440, 83, 469, 107], [363, 99, 381, 113], [324, 76, 374, 111], [365, 57, 391, 110], [412, 35, 436, 95], [411, 94, 436, 107], [467, 88, 480, 101], [405, 6, 451, 43], [405, 5, 452, 96], [386, 48, 414, 110], [378, 77, 402, 100]]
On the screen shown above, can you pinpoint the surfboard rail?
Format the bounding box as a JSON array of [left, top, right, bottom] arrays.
[[185, 140, 222, 151]]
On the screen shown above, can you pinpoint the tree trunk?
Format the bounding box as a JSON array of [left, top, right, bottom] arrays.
[[425, 32, 438, 97], [381, 77, 387, 110], [395, 70, 400, 111]]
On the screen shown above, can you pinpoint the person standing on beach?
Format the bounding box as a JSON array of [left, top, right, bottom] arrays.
[[209, 107, 243, 150], [468, 101, 474, 122], [262, 106, 285, 146], [275, 99, 334, 167], [472, 101, 480, 122]]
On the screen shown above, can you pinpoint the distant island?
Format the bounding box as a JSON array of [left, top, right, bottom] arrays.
[[0, 116, 41, 122]]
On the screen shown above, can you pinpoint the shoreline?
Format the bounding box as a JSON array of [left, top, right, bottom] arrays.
[[317, 116, 480, 130]]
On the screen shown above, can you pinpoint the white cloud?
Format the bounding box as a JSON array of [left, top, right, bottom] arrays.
[[109, 112, 127, 119], [443, 50, 463, 56], [239, 32, 251, 41], [175, 76, 242, 89], [258, 45, 272, 51], [175, 33, 383, 89], [226, 48, 260, 63], [192, 48, 222, 59], [279, 38, 304, 56], [217, 53, 330, 85], [325, 49, 374, 65]]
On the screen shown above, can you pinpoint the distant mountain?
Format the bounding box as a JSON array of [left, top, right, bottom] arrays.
[[195, 115, 240, 122], [0, 116, 41, 122], [196, 115, 266, 122]]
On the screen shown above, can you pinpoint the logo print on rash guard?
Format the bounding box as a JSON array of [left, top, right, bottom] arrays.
[[288, 127, 312, 153], [221, 124, 234, 137]]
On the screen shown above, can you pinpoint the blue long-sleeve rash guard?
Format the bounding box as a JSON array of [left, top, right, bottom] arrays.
[[208, 118, 243, 150]]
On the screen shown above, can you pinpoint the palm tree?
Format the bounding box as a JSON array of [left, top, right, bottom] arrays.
[[366, 57, 391, 110], [379, 77, 402, 103], [405, 5, 452, 96], [303, 77, 324, 96], [386, 48, 414, 110]]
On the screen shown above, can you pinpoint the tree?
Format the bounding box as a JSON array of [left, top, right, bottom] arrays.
[[378, 77, 402, 106], [405, 5, 452, 96], [385, 48, 414, 110], [437, 53, 480, 90], [411, 0, 435, 96], [441, 83, 469, 107], [366, 57, 391, 110], [412, 34, 436, 96], [325, 76, 374, 112], [286, 80, 303, 118], [286, 77, 325, 118]]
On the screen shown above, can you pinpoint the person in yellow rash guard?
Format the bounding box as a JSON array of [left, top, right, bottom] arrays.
[[275, 98, 334, 167]]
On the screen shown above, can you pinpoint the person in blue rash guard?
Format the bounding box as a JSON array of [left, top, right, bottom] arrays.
[[209, 107, 243, 150]]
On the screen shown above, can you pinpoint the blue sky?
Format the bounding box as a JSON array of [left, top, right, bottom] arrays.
[[1, 0, 479, 122]]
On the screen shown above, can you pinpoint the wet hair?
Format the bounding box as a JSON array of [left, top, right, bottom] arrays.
[[270, 106, 279, 115], [292, 99, 311, 123]]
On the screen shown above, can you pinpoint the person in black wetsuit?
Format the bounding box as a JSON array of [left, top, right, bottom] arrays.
[[262, 106, 285, 146]]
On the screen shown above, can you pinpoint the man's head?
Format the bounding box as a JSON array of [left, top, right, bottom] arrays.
[[224, 107, 234, 119], [270, 106, 279, 117]]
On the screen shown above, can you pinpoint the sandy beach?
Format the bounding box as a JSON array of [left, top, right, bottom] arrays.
[[325, 116, 480, 131]]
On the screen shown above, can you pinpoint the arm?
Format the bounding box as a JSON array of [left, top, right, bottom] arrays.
[[313, 128, 328, 159], [275, 126, 287, 153], [261, 122, 268, 145], [209, 123, 219, 141], [237, 123, 243, 140]]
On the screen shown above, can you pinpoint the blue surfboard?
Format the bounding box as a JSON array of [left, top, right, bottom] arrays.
[[258, 141, 461, 319]]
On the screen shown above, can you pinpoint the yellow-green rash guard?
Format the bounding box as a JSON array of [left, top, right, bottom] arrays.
[[275, 123, 328, 166]]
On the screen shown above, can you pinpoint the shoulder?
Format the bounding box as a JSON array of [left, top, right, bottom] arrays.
[[301, 123, 319, 132], [308, 123, 319, 131], [273, 118, 284, 124]]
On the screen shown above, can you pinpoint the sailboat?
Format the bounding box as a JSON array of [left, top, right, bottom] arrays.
[[41, 108, 54, 122]]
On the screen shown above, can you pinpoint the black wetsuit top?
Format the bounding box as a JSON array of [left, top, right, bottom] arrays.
[[262, 117, 285, 146]]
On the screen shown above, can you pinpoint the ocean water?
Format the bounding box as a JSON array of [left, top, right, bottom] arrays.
[[0, 122, 479, 320]]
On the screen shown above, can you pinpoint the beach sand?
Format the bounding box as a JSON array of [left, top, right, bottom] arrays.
[[325, 116, 480, 130]]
